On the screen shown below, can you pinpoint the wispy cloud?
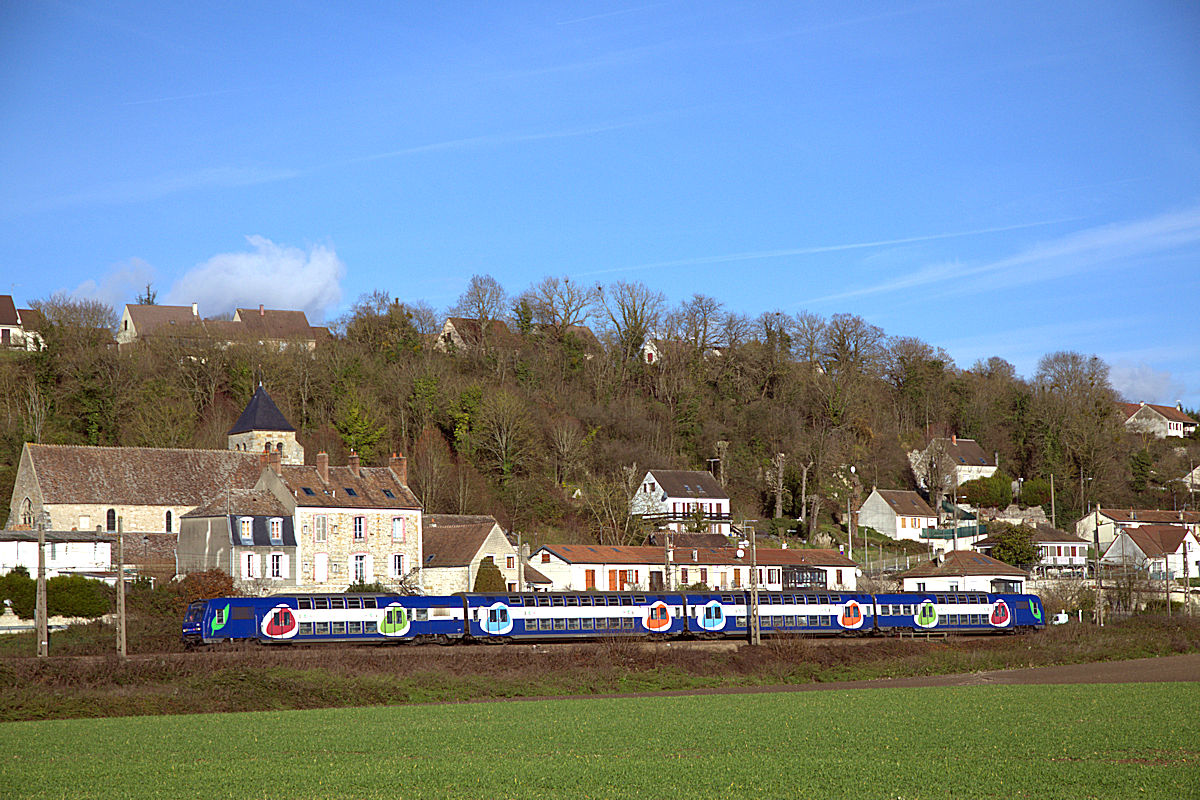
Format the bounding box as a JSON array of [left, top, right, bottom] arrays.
[[69, 258, 155, 310], [122, 87, 248, 107], [1110, 361, 1188, 405], [810, 205, 1200, 304], [556, 3, 669, 26], [575, 218, 1078, 279]]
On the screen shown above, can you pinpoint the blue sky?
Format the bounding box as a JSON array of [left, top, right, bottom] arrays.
[[2, 1, 1198, 406]]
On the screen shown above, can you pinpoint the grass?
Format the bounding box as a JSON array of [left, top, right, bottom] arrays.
[[1, 615, 1198, 721], [0, 683, 1197, 799]]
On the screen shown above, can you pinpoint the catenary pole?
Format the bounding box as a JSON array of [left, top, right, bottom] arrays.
[[116, 516, 126, 659], [36, 511, 48, 658]]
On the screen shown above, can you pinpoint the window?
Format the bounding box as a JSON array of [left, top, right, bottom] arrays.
[[541, 553, 550, 563], [680, 568, 689, 584], [165, 511, 172, 532], [506, 556, 515, 570], [382, 489, 395, 499], [392, 517, 406, 542], [353, 554, 366, 583], [243, 552, 258, 579], [699, 568, 708, 584], [271, 553, 284, 579], [301, 487, 316, 496], [79, 515, 91, 531], [239, 518, 254, 544], [391, 554, 404, 579], [315, 516, 327, 543], [106, 509, 116, 531], [353, 516, 365, 540], [269, 518, 283, 543], [344, 487, 358, 497]]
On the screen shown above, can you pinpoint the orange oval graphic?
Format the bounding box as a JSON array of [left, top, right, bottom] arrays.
[[840, 600, 864, 629], [644, 601, 672, 631]]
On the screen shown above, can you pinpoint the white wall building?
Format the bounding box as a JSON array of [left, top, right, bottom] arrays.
[[898, 550, 1027, 593], [630, 469, 731, 536], [857, 489, 938, 541]]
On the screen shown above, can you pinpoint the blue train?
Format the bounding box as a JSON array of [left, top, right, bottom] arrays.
[[183, 589, 1045, 645]]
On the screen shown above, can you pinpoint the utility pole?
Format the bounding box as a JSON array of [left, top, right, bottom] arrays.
[[663, 530, 673, 590], [748, 523, 760, 646], [1093, 507, 1103, 627], [116, 516, 126, 659], [36, 511, 48, 658], [1050, 474, 1056, 529], [847, 465, 856, 562]]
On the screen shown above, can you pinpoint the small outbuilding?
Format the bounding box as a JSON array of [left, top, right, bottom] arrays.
[[897, 550, 1027, 594]]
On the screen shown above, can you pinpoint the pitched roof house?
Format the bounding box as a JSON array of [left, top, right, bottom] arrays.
[[434, 317, 522, 353], [898, 549, 1027, 593], [0, 295, 43, 350], [857, 489, 938, 541], [1077, 507, 1200, 549], [117, 303, 326, 351], [178, 489, 298, 589], [1118, 401, 1197, 438], [1101, 524, 1199, 580], [973, 524, 1089, 576], [630, 469, 731, 535], [420, 515, 548, 593], [908, 436, 998, 491]]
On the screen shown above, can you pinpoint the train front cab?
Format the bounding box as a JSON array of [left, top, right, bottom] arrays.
[[465, 592, 688, 641], [873, 592, 1045, 634]]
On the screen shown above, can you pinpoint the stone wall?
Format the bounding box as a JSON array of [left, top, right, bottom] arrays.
[[294, 508, 422, 592]]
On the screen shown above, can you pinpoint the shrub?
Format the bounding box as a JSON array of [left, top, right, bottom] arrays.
[[473, 559, 506, 592], [958, 472, 1012, 508], [1, 570, 36, 619], [46, 575, 111, 618]]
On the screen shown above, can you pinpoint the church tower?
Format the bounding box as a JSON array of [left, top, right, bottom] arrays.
[[227, 385, 305, 465]]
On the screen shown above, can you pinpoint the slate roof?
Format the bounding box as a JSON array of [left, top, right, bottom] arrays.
[[220, 513, 295, 547], [1117, 401, 1195, 425], [647, 469, 728, 500], [24, 444, 263, 506], [898, 550, 1026, 579], [0, 529, 115, 543], [276, 464, 420, 509], [1118, 525, 1191, 558], [870, 489, 936, 517], [974, 525, 1088, 547], [422, 525, 497, 568], [227, 385, 296, 434], [184, 489, 290, 518]]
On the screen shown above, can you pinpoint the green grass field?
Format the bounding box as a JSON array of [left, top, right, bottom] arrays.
[[2, 683, 1197, 800]]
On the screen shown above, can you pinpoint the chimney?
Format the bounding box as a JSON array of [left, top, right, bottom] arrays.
[[258, 451, 268, 469], [259, 303, 265, 317], [389, 451, 407, 484], [317, 451, 329, 484], [268, 448, 282, 475], [191, 302, 198, 317], [348, 450, 361, 478], [994, 451, 999, 467]]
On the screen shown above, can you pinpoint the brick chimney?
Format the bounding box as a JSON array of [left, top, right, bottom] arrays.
[[348, 450, 361, 478], [317, 451, 329, 484], [268, 448, 282, 475], [259, 303, 265, 316], [259, 442, 270, 469], [389, 452, 407, 485]]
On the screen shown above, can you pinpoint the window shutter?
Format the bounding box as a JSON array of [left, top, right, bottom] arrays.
[[280, 554, 289, 579], [364, 555, 373, 583]]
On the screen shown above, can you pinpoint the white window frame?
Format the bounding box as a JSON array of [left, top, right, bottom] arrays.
[[238, 517, 254, 545], [269, 518, 283, 544], [270, 552, 286, 579], [391, 553, 404, 579], [353, 516, 365, 541], [314, 515, 327, 543], [353, 554, 366, 583], [392, 517, 406, 542]]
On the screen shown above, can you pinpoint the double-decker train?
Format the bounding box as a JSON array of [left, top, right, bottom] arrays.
[[183, 589, 1045, 646]]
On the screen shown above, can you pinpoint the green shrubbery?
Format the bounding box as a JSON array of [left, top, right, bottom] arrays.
[[958, 472, 1013, 508], [0, 570, 111, 619]]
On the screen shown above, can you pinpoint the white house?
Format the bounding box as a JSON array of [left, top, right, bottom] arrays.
[[857, 489, 938, 541], [973, 524, 1089, 577], [898, 550, 1027, 593], [908, 436, 998, 491], [630, 469, 731, 536], [1077, 508, 1200, 550], [0, 530, 111, 578], [1101, 525, 1199, 581], [1118, 401, 1197, 438], [0, 295, 42, 350], [529, 544, 859, 592]]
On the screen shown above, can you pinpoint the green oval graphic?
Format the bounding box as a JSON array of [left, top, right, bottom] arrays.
[[914, 600, 938, 628], [1030, 601, 1043, 622], [210, 603, 230, 634], [380, 605, 410, 637]]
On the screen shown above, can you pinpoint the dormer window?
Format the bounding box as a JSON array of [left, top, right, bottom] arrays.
[[238, 517, 254, 544], [344, 487, 358, 497], [269, 518, 283, 543], [382, 489, 395, 499], [301, 487, 315, 496]]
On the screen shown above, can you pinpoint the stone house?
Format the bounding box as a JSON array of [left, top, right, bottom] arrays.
[[421, 514, 548, 594], [434, 317, 521, 353], [178, 489, 298, 590], [254, 451, 422, 592], [1117, 401, 1197, 438]]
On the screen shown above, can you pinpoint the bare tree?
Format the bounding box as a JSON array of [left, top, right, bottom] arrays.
[[790, 310, 826, 364], [666, 293, 723, 353], [580, 466, 645, 546], [524, 276, 597, 335], [476, 391, 534, 480], [453, 274, 507, 347], [598, 281, 665, 362]]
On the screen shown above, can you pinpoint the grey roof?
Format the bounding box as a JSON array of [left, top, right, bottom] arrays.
[[648, 469, 727, 499], [228, 385, 295, 434], [928, 437, 992, 467], [871, 489, 936, 517], [184, 489, 289, 518]]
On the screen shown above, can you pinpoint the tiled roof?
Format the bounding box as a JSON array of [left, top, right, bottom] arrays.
[[277, 464, 420, 509], [425, 514, 500, 528], [898, 549, 1026, 579], [126, 305, 198, 336], [928, 437, 993, 467], [648, 469, 728, 500], [1118, 401, 1195, 425], [232, 308, 321, 341], [1120, 525, 1190, 558], [443, 317, 522, 348], [0, 295, 18, 326], [422, 526, 497, 568], [540, 544, 856, 568], [26, 444, 263, 506], [227, 385, 295, 434], [974, 524, 1087, 547], [871, 489, 936, 517], [646, 532, 730, 548], [184, 489, 289, 518]]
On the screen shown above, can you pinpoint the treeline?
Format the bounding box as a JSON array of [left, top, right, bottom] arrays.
[[1, 279, 1197, 542]]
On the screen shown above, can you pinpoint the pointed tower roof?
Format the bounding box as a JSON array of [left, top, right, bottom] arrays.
[[227, 385, 295, 435]]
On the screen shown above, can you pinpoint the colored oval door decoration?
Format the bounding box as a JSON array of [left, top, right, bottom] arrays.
[[914, 600, 938, 628], [1029, 599, 1043, 623], [261, 604, 298, 638], [839, 600, 864, 629], [210, 603, 230, 635], [482, 602, 513, 635], [990, 600, 1011, 627], [696, 600, 726, 631], [380, 604, 411, 637], [643, 601, 672, 631]]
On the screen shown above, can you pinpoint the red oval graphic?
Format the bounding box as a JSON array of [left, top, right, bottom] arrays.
[[840, 601, 864, 629], [264, 605, 297, 637], [645, 601, 672, 631], [990, 601, 1010, 626]]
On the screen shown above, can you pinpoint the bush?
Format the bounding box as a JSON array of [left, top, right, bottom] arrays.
[[1, 570, 35, 619], [473, 559, 506, 592], [46, 575, 111, 618], [1019, 477, 1051, 507], [959, 472, 1012, 508]]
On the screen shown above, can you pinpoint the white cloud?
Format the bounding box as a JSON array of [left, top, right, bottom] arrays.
[[71, 258, 155, 309], [165, 236, 345, 322], [1110, 361, 1187, 405]]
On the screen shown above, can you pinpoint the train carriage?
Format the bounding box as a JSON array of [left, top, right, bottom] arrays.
[[684, 591, 878, 637], [872, 592, 1045, 634], [465, 591, 688, 640]]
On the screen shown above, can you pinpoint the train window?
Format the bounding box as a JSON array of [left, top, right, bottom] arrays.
[[535, 596, 550, 607], [299, 623, 313, 636], [735, 616, 747, 627], [364, 621, 377, 634], [347, 598, 362, 609], [552, 596, 565, 607], [330, 622, 345, 634], [1017, 601, 1029, 610], [609, 617, 621, 629], [415, 609, 429, 621], [720, 595, 735, 604], [829, 594, 841, 603], [581, 618, 593, 630], [567, 618, 580, 630], [972, 614, 983, 625], [329, 598, 346, 610], [363, 598, 377, 609], [232, 606, 254, 620], [770, 595, 782, 604], [620, 618, 633, 630], [634, 595, 646, 604], [785, 615, 796, 626], [772, 616, 783, 628], [315, 622, 330, 635], [297, 598, 313, 610], [565, 596, 578, 607], [553, 619, 566, 630], [620, 596, 633, 606], [508, 596, 525, 606], [314, 598, 329, 610], [579, 596, 593, 606]]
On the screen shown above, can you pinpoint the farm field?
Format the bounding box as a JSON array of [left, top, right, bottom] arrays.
[[2, 682, 1197, 800]]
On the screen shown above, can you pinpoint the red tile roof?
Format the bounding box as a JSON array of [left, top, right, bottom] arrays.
[[1117, 401, 1196, 425], [647, 469, 728, 500], [277, 464, 420, 509], [1098, 508, 1200, 525], [1119, 525, 1191, 558], [540, 544, 856, 568], [422, 524, 499, 568]]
